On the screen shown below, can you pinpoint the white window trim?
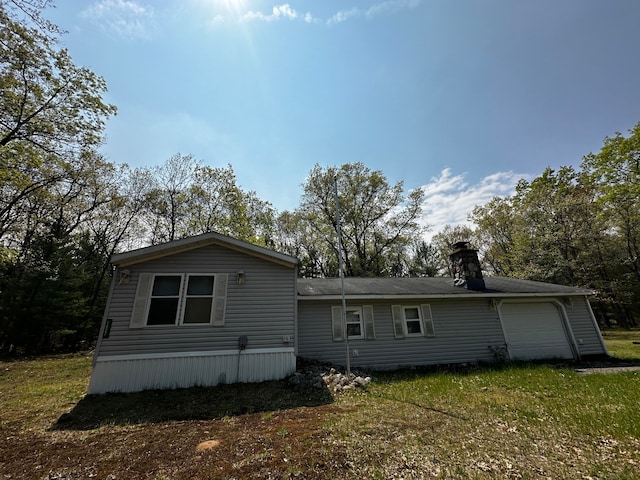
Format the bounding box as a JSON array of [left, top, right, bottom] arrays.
[[402, 305, 424, 337], [345, 306, 364, 340]]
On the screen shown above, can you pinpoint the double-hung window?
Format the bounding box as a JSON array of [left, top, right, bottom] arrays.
[[331, 305, 375, 341], [392, 304, 435, 338], [403, 306, 424, 335], [130, 272, 228, 328], [345, 307, 364, 339]]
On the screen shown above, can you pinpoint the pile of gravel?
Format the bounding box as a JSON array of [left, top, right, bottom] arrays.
[[288, 360, 372, 393]]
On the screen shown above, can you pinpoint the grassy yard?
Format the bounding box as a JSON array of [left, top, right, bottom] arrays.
[[1, 331, 639, 479]]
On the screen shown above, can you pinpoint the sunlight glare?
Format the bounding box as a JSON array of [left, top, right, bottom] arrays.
[[215, 0, 248, 14]]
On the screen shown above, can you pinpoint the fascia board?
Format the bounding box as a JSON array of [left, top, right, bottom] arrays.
[[112, 233, 298, 268], [297, 291, 594, 301]]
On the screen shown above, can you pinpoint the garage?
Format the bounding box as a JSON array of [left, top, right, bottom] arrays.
[[499, 302, 575, 360]]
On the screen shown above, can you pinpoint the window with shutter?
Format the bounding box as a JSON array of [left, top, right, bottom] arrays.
[[129, 272, 228, 327], [331, 306, 366, 340], [392, 304, 436, 338]]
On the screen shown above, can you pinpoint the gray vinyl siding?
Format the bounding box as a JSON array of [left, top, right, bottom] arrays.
[[98, 244, 296, 358], [298, 299, 506, 369], [565, 297, 607, 356], [298, 296, 607, 369]]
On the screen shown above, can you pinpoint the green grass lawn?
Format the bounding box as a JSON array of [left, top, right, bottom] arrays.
[[0, 330, 639, 479], [602, 328, 640, 360]]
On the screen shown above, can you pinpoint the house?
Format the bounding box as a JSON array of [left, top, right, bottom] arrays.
[[297, 242, 607, 369], [88, 232, 299, 394], [297, 276, 606, 369], [89, 236, 607, 394]]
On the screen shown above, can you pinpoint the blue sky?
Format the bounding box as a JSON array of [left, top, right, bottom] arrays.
[[47, 0, 640, 236]]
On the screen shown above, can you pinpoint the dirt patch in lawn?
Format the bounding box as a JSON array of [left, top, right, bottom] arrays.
[[2, 404, 350, 479]]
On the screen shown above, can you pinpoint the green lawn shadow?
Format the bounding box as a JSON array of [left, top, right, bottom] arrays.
[[52, 379, 333, 431]]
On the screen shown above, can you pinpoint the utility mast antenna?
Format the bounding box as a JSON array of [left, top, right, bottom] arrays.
[[334, 177, 351, 377]]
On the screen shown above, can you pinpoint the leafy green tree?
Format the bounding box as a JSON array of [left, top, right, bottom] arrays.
[[470, 197, 519, 276], [468, 124, 640, 327], [430, 224, 477, 276], [406, 240, 441, 277], [274, 210, 333, 277], [0, 5, 116, 152], [582, 124, 640, 284], [84, 164, 154, 310], [295, 163, 425, 277], [0, 2, 118, 353], [582, 123, 640, 326], [0, 151, 120, 353], [510, 167, 595, 286], [0, 3, 116, 248], [146, 153, 198, 244], [188, 164, 275, 245], [145, 157, 276, 245]]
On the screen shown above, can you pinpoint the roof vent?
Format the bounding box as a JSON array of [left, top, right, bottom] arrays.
[[449, 241, 485, 290]]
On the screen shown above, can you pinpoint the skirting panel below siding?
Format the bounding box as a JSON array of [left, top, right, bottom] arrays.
[[88, 348, 296, 394]]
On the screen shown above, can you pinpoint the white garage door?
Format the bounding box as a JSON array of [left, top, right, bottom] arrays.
[[500, 302, 574, 360]]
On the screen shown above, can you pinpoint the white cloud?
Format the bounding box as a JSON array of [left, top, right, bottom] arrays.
[[82, 0, 154, 39], [240, 0, 422, 25], [242, 3, 317, 23], [365, 0, 422, 18], [418, 169, 529, 241], [273, 4, 298, 20], [328, 0, 422, 25], [327, 8, 360, 25]]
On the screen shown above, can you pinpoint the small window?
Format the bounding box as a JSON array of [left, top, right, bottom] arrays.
[[346, 307, 364, 339], [404, 306, 423, 335], [392, 304, 435, 338], [147, 275, 182, 325], [331, 305, 375, 341]]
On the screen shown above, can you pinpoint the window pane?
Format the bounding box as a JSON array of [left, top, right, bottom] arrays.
[[346, 310, 360, 323], [184, 298, 213, 324], [406, 320, 422, 334], [152, 276, 181, 296], [404, 307, 420, 320], [347, 323, 361, 337], [187, 276, 214, 296], [147, 298, 178, 325]]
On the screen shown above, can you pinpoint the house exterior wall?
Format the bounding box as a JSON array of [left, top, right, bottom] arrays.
[[297, 296, 606, 370], [89, 244, 297, 393], [565, 296, 608, 356], [298, 298, 506, 369], [88, 348, 295, 393]]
